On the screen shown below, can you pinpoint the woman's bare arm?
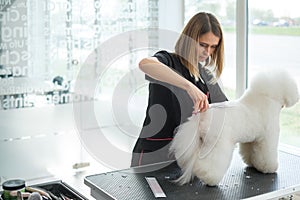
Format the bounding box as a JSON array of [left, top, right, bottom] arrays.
[[139, 57, 209, 113]]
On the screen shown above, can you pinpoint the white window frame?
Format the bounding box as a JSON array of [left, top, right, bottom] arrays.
[[236, 0, 248, 98]]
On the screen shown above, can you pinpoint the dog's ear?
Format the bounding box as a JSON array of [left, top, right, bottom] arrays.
[[284, 94, 299, 108], [250, 69, 299, 108], [283, 78, 299, 108]]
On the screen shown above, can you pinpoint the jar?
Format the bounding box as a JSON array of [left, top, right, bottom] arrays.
[[2, 179, 25, 200]]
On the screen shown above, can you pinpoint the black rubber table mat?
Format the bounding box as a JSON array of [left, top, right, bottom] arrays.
[[85, 150, 300, 200]]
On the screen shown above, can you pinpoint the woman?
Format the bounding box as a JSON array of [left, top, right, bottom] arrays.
[[131, 12, 228, 167]]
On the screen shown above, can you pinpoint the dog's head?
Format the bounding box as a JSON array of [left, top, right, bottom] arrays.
[[249, 69, 299, 108]]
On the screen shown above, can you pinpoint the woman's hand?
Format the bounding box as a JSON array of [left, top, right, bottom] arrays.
[[186, 82, 209, 114]]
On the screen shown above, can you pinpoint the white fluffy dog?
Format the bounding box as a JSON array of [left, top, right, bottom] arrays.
[[170, 69, 299, 186]]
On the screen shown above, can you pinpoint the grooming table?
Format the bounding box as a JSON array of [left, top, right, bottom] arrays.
[[84, 148, 300, 200]]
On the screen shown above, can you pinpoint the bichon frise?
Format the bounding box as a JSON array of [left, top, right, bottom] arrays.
[[170, 69, 299, 186]]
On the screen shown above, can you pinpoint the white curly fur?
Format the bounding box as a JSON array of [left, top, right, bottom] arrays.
[[170, 69, 299, 186]]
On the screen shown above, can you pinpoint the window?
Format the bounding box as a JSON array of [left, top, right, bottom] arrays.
[[0, 0, 158, 181], [248, 0, 300, 147], [0, 0, 155, 109]]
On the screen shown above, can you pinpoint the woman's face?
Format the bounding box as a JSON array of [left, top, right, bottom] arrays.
[[197, 32, 220, 62]]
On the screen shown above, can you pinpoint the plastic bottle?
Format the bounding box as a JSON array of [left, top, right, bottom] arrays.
[[2, 179, 25, 200]]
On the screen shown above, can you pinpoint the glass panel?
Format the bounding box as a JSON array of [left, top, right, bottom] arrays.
[[0, 0, 158, 181], [0, 0, 154, 109], [248, 0, 300, 147], [184, 0, 237, 100]]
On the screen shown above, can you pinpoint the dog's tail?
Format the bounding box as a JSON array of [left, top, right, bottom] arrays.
[[170, 114, 202, 185]]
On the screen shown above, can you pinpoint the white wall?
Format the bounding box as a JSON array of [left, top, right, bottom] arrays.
[[158, 0, 184, 33]]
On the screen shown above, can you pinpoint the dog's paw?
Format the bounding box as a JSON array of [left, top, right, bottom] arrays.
[[256, 164, 278, 174]]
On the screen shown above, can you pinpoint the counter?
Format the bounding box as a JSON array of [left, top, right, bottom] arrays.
[[84, 145, 300, 200]]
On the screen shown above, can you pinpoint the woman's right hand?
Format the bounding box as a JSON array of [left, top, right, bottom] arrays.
[[185, 82, 209, 114]]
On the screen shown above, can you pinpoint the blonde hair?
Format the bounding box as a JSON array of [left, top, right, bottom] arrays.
[[175, 12, 224, 80]]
